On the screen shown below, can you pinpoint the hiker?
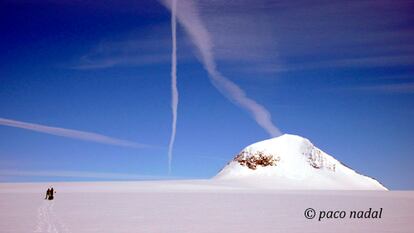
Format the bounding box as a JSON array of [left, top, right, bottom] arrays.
[[45, 188, 50, 200], [48, 187, 55, 200], [44, 187, 55, 200]]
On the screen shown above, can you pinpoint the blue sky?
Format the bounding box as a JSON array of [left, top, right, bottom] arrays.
[[0, 0, 413, 189]]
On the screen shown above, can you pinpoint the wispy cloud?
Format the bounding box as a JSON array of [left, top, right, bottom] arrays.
[[353, 82, 414, 94], [257, 54, 414, 73], [71, 28, 193, 70], [0, 169, 172, 180], [167, 0, 178, 173], [73, 54, 171, 70], [72, 38, 171, 70], [0, 117, 149, 148], [233, 0, 414, 74], [160, 0, 281, 137], [309, 55, 414, 69]]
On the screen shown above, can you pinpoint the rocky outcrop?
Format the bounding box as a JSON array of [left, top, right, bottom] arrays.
[[233, 151, 280, 170]]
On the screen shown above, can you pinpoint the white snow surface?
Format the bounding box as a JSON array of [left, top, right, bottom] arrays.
[[215, 134, 387, 190], [0, 181, 413, 233]]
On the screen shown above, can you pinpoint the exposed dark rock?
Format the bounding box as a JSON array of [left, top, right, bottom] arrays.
[[234, 151, 280, 170]]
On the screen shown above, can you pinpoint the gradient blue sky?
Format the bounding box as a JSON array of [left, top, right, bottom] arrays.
[[1, 0, 413, 189]]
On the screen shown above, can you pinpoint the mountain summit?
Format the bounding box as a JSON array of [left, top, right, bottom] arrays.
[[215, 134, 387, 190]]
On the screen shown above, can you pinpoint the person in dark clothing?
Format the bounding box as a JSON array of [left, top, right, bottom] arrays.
[[48, 187, 54, 200], [45, 188, 50, 200], [44, 187, 55, 200]]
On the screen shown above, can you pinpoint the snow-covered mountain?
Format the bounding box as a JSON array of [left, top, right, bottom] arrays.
[[215, 134, 387, 190]]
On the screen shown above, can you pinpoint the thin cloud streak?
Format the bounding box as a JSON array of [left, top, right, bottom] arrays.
[[0, 169, 174, 180], [0, 117, 149, 148], [72, 54, 170, 70], [167, 0, 178, 173], [253, 54, 414, 74], [354, 82, 414, 94], [160, 0, 281, 137], [72, 35, 174, 70]]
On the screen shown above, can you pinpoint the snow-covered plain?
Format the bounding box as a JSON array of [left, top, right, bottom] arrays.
[[0, 181, 413, 233]]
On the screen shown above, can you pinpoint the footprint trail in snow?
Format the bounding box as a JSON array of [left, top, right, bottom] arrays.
[[35, 201, 70, 233]]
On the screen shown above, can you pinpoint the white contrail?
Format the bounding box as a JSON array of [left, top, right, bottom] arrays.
[[160, 0, 281, 137], [167, 0, 178, 173], [0, 117, 149, 148]]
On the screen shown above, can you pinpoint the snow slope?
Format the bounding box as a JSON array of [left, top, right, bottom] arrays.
[[215, 134, 387, 190]]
